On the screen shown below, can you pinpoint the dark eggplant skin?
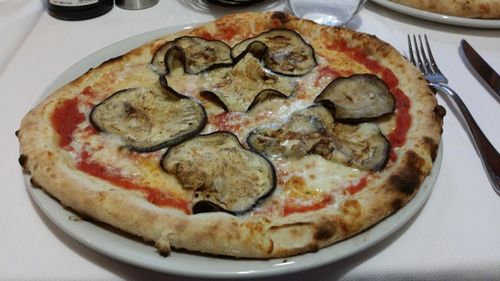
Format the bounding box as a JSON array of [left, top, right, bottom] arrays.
[[192, 201, 227, 214], [231, 41, 268, 64], [181, 53, 295, 112], [199, 91, 229, 112], [246, 89, 289, 112], [315, 74, 395, 123], [164, 45, 186, 76], [152, 36, 233, 75], [89, 86, 207, 153], [158, 75, 192, 99], [247, 103, 391, 171], [312, 123, 391, 172], [150, 41, 174, 75], [231, 28, 318, 77], [161, 131, 277, 215], [153, 30, 316, 77], [371, 135, 391, 172]]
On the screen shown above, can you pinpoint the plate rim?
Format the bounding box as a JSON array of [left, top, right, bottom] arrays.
[[25, 24, 443, 279], [370, 0, 500, 28]]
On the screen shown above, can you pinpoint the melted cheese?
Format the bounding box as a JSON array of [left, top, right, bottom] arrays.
[[277, 155, 366, 194], [163, 55, 370, 200], [67, 70, 185, 195], [63, 46, 397, 215]]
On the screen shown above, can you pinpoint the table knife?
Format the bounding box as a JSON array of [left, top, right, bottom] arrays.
[[461, 39, 500, 97]]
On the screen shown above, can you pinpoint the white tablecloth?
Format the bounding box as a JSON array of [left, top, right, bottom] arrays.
[[1, 1, 499, 280], [0, 0, 43, 75]]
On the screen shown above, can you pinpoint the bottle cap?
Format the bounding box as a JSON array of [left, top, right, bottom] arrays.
[[116, 0, 159, 10]]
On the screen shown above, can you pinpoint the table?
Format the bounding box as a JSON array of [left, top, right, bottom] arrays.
[[1, 1, 499, 280]]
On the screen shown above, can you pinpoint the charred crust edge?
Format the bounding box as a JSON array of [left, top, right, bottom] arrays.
[[423, 136, 439, 162], [433, 105, 446, 119], [18, 154, 28, 169], [29, 177, 41, 188], [313, 219, 337, 241], [391, 198, 404, 212], [101, 55, 124, 67], [271, 12, 290, 25], [388, 151, 424, 195]]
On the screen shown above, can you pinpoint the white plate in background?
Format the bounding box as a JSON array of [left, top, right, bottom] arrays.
[[371, 0, 500, 29]]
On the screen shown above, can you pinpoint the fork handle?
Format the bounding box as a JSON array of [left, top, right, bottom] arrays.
[[432, 83, 500, 194]]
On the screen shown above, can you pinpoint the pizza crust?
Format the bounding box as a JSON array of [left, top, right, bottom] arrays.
[[390, 0, 500, 18], [18, 12, 444, 258]]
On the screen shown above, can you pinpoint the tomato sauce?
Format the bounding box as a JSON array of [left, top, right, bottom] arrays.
[[318, 65, 342, 79], [346, 176, 369, 195], [81, 86, 97, 98], [51, 36, 414, 217], [77, 151, 190, 214], [283, 194, 334, 216], [51, 95, 190, 213], [82, 125, 98, 137], [197, 31, 215, 41], [214, 23, 237, 41], [327, 39, 412, 152], [51, 97, 85, 148], [387, 89, 411, 148], [209, 111, 246, 132]]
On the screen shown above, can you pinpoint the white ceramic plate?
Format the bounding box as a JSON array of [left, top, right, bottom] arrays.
[[370, 0, 500, 29], [25, 24, 442, 279]]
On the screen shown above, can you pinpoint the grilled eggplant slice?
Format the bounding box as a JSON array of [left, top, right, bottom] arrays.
[[164, 46, 186, 76], [312, 123, 391, 171], [315, 74, 395, 122], [247, 105, 334, 158], [246, 89, 288, 112], [151, 41, 175, 75], [232, 40, 268, 63], [199, 53, 295, 112], [231, 29, 317, 76], [151, 36, 232, 75], [162, 132, 276, 214], [158, 75, 191, 99], [90, 86, 207, 152]]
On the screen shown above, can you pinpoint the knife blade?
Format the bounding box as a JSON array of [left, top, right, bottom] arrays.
[[461, 39, 500, 97]]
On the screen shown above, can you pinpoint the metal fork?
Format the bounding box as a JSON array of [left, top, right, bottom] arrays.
[[408, 34, 500, 195]]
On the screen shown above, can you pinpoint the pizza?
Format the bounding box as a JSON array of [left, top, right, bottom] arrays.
[[18, 12, 445, 258], [389, 0, 500, 18]]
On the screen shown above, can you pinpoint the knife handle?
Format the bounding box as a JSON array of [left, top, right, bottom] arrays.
[[432, 83, 500, 194]]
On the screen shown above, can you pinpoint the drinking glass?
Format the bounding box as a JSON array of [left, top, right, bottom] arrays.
[[286, 0, 367, 26]]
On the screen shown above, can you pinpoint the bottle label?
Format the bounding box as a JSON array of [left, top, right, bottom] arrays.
[[49, 0, 99, 6]]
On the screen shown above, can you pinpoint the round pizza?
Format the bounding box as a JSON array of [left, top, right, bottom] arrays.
[[389, 0, 500, 18], [18, 12, 445, 258]]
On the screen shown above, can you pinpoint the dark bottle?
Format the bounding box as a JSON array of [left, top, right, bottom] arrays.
[[47, 0, 113, 21]]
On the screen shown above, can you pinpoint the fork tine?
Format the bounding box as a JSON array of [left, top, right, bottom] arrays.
[[423, 34, 444, 75], [412, 35, 428, 74], [417, 35, 433, 74], [407, 35, 416, 66]]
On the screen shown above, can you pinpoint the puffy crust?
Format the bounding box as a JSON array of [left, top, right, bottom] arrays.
[[18, 12, 443, 258], [390, 0, 500, 18]]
